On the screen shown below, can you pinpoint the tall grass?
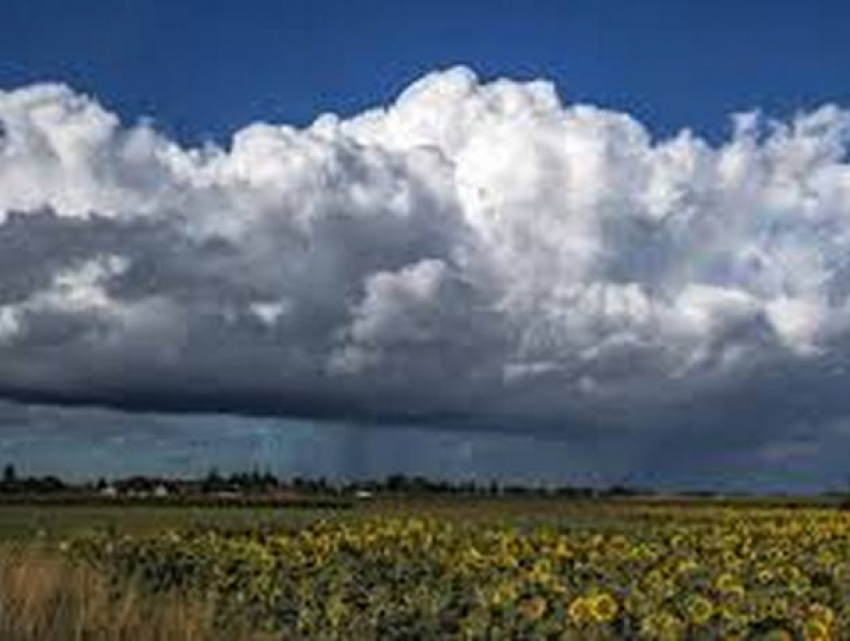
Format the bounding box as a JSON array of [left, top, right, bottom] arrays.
[[0, 546, 265, 641]]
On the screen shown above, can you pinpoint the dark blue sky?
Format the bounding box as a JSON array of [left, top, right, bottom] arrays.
[[2, 0, 850, 143]]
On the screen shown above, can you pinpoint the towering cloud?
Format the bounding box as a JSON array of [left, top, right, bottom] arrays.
[[1, 67, 850, 438]]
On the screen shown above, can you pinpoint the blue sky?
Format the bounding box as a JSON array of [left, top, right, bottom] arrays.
[[2, 1, 850, 491], [3, 0, 850, 142]]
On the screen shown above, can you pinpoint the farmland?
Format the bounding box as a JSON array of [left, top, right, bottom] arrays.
[[1, 498, 849, 639]]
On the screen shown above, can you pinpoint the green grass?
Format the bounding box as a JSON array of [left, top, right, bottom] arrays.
[[0, 494, 841, 543], [0, 499, 603, 542], [0, 505, 345, 542]]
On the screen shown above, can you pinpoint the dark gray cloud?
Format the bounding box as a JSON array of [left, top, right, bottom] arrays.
[[1, 68, 850, 470]]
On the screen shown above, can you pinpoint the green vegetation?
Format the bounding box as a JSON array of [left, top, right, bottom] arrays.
[[63, 504, 850, 639], [1, 499, 848, 639], [0, 505, 340, 542]]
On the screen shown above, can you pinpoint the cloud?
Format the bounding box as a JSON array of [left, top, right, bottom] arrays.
[[2, 67, 850, 448]]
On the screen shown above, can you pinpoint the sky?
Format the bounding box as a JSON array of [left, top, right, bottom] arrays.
[[2, 1, 850, 491]]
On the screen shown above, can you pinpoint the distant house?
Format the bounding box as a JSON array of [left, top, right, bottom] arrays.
[[153, 484, 170, 498], [100, 485, 118, 498], [355, 490, 373, 500]]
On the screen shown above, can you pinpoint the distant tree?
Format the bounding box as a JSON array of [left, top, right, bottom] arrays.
[[315, 476, 328, 493], [202, 467, 225, 493], [26, 475, 65, 493], [2, 463, 16, 485], [261, 470, 278, 489], [383, 474, 401, 492]]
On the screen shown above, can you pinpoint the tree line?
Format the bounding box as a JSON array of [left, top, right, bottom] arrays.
[[0, 464, 649, 498]]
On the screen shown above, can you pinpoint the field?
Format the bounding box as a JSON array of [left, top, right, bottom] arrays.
[[1, 498, 848, 640]]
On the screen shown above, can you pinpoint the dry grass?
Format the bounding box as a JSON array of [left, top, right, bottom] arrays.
[[0, 546, 268, 641]]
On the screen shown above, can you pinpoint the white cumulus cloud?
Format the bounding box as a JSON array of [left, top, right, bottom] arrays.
[[1, 67, 850, 438]]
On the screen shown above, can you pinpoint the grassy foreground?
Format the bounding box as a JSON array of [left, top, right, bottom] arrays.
[[0, 547, 272, 641]]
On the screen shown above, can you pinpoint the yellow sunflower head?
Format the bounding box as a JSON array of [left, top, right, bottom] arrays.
[[685, 595, 714, 626], [568, 596, 591, 625], [589, 592, 619, 623], [803, 618, 831, 641]]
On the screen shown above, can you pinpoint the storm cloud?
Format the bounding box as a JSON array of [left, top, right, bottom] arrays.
[[2, 66, 850, 443]]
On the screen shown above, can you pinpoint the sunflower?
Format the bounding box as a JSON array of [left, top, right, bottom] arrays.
[[522, 595, 548, 621], [803, 618, 832, 641], [568, 596, 591, 625], [769, 597, 790, 620], [714, 573, 744, 598], [809, 603, 836, 627], [685, 594, 714, 626], [588, 593, 619, 623]]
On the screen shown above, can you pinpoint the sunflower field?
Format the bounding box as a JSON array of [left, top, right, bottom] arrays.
[[67, 505, 850, 640]]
